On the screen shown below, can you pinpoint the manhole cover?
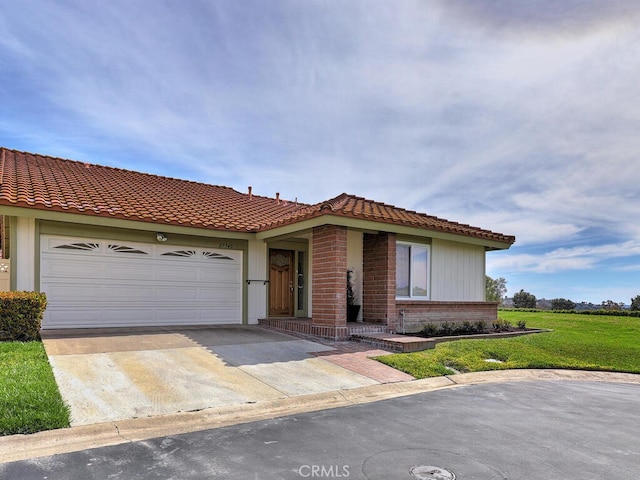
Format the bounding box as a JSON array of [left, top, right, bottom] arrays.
[[362, 448, 503, 479], [410, 465, 456, 479]]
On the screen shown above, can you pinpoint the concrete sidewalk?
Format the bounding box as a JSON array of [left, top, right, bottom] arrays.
[[2, 369, 639, 464]]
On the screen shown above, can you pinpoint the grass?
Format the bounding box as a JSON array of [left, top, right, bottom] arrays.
[[377, 311, 640, 378], [0, 341, 70, 435], [1, 311, 637, 435]]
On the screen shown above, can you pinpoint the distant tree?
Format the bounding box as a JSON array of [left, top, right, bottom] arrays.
[[551, 298, 576, 310], [631, 295, 640, 311], [536, 298, 552, 310], [486, 276, 507, 304], [601, 300, 623, 310], [576, 302, 598, 311], [513, 289, 537, 309]]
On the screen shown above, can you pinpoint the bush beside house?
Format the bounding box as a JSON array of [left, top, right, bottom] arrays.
[[0, 292, 47, 341]]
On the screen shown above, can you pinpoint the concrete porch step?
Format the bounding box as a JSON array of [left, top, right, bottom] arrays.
[[350, 332, 435, 353]]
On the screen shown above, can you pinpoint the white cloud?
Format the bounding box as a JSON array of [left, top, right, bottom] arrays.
[[2, 1, 640, 302], [489, 240, 640, 274], [489, 252, 594, 274], [615, 264, 640, 272]]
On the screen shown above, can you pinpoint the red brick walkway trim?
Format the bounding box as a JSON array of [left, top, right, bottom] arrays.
[[258, 318, 350, 340]]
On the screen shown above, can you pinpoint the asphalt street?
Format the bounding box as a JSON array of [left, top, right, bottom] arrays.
[[2, 380, 638, 479]]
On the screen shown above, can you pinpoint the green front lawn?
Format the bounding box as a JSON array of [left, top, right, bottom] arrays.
[[377, 311, 640, 378], [0, 341, 70, 435]]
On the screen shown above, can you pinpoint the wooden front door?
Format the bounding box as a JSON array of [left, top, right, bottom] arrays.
[[269, 249, 294, 317]]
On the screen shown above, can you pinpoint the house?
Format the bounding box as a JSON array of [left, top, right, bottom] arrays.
[[0, 147, 515, 338]]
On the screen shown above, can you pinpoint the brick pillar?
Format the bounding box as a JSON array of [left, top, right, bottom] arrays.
[[312, 225, 348, 327], [363, 232, 396, 326]]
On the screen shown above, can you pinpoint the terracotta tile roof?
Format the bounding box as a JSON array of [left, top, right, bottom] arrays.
[[260, 193, 515, 244], [0, 148, 303, 232], [0, 148, 515, 244]]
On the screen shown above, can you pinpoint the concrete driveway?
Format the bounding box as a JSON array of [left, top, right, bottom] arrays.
[[41, 326, 383, 426]]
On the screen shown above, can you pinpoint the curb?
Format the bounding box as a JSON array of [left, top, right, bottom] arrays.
[[2, 369, 639, 464]]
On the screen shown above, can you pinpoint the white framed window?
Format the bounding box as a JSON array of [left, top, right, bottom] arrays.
[[396, 242, 430, 299]]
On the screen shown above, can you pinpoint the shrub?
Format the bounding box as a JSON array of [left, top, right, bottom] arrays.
[[0, 292, 47, 341], [578, 309, 640, 317], [420, 323, 438, 337], [418, 319, 503, 338], [439, 322, 454, 335], [461, 321, 474, 334], [517, 319, 527, 329], [492, 318, 512, 332]]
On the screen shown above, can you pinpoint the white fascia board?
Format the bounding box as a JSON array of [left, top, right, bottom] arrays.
[[256, 215, 513, 251], [1, 205, 514, 251], [0, 206, 254, 240]]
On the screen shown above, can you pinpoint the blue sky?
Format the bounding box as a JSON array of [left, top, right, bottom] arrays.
[[1, 1, 639, 304]]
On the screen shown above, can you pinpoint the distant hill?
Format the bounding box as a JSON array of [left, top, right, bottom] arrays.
[[502, 298, 630, 310]]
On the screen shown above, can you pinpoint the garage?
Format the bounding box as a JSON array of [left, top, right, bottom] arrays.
[[40, 235, 243, 329]]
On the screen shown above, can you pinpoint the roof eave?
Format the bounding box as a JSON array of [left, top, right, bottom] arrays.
[[256, 211, 515, 249], [0, 204, 256, 240]]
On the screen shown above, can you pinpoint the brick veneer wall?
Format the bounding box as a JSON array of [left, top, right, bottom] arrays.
[[312, 225, 348, 326], [259, 318, 350, 340], [395, 301, 499, 333], [363, 232, 396, 326]]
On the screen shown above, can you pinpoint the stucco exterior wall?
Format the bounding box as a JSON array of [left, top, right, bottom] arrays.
[[430, 238, 485, 301]]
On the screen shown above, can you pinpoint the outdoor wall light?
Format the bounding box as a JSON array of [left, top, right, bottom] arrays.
[[156, 232, 168, 242]]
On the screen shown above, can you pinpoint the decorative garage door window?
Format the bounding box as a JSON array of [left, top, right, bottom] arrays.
[[203, 251, 234, 261], [161, 250, 197, 257], [53, 242, 100, 251], [51, 240, 152, 256], [108, 244, 149, 255], [161, 250, 234, 261], [44, 237, 240, 263]]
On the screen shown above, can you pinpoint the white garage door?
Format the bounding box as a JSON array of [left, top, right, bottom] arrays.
[[40, 235, 243, 329]]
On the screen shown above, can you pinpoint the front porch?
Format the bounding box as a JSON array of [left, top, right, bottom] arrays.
[[258, 317, 436, 353], [259, 225, 499, 351], [257, 317, 390, 341]]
